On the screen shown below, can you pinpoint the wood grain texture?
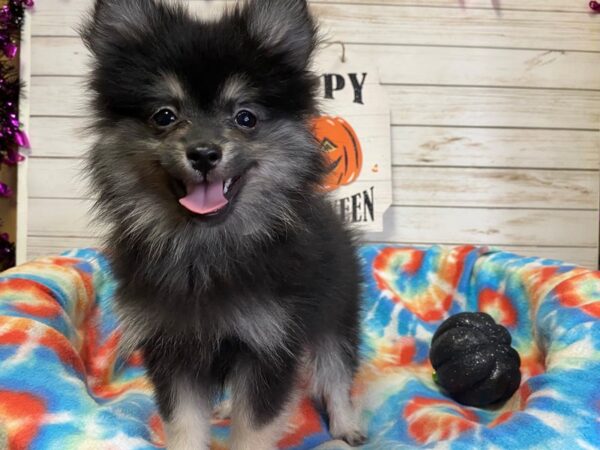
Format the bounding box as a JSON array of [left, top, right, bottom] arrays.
[[29, 76, 88, 117], [28, 158, 88, 199], [27, 198, 598, 247], [31, 37, 90, 76], [27, 235, 102, 261], [387, 86, 600, 129], [189, 0, 600, 14], [28, 198, 98, 238], [311, 4, 600, 51], [27, 158, 600, 211], [30, 0, 229, 37], [364, 206, 598, 247], [392, 166, 598, 209], [29, 76, 600, 130], [31, 0, 597, 14], [311, 0, 595, 12], [32, 0, 600, 51], [392, 127, 600, 169], [359, 45, 600, 90], [25, 235, 598, 269], [31, 38, 600, 90], [28, 117, 91, 158]]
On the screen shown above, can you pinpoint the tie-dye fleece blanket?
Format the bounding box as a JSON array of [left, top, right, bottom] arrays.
[[0, 246, 598, 450]]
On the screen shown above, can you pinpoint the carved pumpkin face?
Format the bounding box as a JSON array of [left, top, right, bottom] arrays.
[[312, 116, 363, 191]]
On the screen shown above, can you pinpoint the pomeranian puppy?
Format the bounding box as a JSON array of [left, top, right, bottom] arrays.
[[81, 0, 365, 448]]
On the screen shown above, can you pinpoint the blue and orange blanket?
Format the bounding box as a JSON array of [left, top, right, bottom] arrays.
[[0, 246, 598, 449]]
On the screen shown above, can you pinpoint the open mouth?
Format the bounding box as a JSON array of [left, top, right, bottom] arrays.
[[177, 175, 243, 218]]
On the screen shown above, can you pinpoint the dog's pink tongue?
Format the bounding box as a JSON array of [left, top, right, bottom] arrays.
[[179, 180, 228, 215]]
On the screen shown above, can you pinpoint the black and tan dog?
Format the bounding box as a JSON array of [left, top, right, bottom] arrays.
[[81, 1, 366, 448]]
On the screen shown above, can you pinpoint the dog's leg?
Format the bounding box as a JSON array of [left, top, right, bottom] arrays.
[[310, 339, 366, 446], [144, 345, 212, 450], [229, 354, 301, 450], [145, 374, 211, 450], [162, 377, 211, 450], [323, 375, 366, 446]]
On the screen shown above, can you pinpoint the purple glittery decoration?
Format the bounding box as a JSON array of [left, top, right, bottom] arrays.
[[15, 130, 29, 148], [0, 0, 35, 270], [0, 182, 12, 198], [0, 6, 11, 23], [0, 0, 34, 164], [3, 149, 24, 166], [3, 41, 17, 58]]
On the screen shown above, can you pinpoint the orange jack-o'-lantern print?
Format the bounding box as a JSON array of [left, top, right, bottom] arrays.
[[312, 116, 363, 191]]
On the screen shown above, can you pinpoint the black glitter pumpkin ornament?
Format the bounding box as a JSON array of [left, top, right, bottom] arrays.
[[429, 312, 521, 407]]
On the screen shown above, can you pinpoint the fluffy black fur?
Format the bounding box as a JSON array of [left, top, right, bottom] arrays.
[[81, 0, 365, 448]]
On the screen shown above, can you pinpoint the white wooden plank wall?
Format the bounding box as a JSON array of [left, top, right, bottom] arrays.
[[22, 0, 600, 268]]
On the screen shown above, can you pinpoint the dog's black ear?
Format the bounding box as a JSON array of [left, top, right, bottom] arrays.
[[81, 0, 183, 55], [242, 0, 318, 70], [81, 0, 148, 52]]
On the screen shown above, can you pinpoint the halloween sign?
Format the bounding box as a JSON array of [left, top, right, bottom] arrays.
[[312, 47, 392, 231]]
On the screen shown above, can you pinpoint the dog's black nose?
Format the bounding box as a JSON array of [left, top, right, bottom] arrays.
[[186, 145, 222, 174]]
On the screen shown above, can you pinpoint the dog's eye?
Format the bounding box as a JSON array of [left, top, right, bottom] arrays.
[[152, 108, 178, 127], [234, 110, 257, 129]]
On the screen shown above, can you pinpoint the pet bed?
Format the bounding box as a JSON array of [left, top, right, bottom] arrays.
[[0, 246, 598, 449]]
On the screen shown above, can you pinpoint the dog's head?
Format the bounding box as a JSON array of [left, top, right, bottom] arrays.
[[81, 0, 324, 243]]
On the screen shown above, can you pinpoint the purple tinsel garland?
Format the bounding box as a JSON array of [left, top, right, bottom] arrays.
[[0, 0, 33, 270], [0, 0, 32, 159]]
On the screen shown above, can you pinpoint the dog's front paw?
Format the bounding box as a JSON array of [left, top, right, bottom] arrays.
[[336, 430, 367, 447]]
